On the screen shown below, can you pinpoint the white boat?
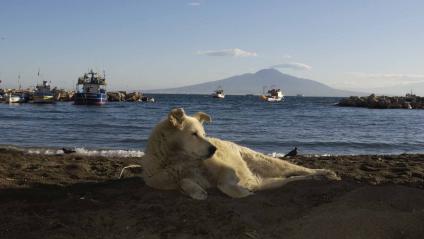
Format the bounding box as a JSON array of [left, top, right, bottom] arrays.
[[33, 80, 55, 103], [260, 89, 284, 102], [212, 87, 225, 99], [141, 95, 155, 103], [5, 93, 23, 103]]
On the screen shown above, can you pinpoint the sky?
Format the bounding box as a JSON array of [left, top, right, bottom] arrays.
[[0, 0, 423, 92]]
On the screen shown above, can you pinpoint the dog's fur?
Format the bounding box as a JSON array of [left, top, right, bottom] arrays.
[[123, 108, 340, 200]]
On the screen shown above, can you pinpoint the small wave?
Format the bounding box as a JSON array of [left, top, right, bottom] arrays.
[[27, 149, 64, 156], [269, 152, 334, 158], [26, 147, 144, 158]]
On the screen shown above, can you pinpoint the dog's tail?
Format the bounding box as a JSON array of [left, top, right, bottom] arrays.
[[119, 164, 142, 179]]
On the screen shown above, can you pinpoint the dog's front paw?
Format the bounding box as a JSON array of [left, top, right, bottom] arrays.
[[180, 178, 208, 200], [315, 169, 341, 181], [218, 184, 254, 198], [189, 189, 208, 200]]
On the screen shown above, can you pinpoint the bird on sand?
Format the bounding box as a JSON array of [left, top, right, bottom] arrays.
[[62, 148, 76, 154], [284, 147, 298, 157]]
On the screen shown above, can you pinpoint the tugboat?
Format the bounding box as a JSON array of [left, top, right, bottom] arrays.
[[260, 88, 284, 102], [33, 81, 55, 103], [212, 86, 225, 99], [74, 70, 107, 105]]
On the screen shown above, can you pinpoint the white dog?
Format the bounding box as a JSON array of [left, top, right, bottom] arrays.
[[120, 108, 340, 200]]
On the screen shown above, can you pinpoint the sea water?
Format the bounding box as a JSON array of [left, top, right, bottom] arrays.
[[1, 95, 423, 156]]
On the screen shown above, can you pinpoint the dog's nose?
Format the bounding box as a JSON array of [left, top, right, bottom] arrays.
[[208, 145, 217, 157]]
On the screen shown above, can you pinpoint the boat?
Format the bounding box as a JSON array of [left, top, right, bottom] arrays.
[[212, 87, 225, 99], [296, 94, 304, 97], [141, 95, 155, 102], [4, 74, 28, 103], [32, 80, 55, 103], [74, 70, 107, 105], [260, 88, 284, 102], [5, 93, 23, 103]]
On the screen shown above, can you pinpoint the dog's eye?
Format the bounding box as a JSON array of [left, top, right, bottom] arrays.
[[192, 132, 198, 137]]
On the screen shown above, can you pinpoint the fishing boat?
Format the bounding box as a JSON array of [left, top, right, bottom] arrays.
[[33, 80, 55, 103], [74, 70, 107, 105], [212, 87, 225, 99], [260, 88, 284, 102]]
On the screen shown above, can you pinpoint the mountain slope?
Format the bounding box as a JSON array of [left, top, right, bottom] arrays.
[[148, 68, 363, 97]]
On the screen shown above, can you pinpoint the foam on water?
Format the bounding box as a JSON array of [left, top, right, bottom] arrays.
[[73, 148, 145, 158], [25, 147, 145, 158]]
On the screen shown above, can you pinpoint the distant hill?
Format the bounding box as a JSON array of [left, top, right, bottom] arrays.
[[147, 68, 364, 97]]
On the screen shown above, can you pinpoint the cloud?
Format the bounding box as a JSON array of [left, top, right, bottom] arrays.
[[271, 62, 312, 71], [349, 72, 424, 79], [338, 72, 424, 89], [348, 72, 424, 85], [188, 2, 201, 6], [197, 48, 257, 57]]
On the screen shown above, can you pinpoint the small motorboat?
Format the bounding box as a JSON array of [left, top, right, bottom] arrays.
[[260, 88, 284, 102], [5, 93, 24, 103], [212, 87, 225, 99], [141, 96, 155, 102]]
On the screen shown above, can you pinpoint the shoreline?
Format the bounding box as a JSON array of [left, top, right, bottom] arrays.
[[1, 147, 424, 238], [2, 144, 424, 158]]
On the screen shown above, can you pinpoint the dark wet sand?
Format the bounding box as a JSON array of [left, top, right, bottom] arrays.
[[1, 148, 424, 239]]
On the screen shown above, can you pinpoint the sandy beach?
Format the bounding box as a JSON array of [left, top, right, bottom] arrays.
[[1, 147, 424, 239]]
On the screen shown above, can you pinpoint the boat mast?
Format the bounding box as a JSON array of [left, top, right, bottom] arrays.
[[37, 68, 40, 86], [18, 73, 21, 90]]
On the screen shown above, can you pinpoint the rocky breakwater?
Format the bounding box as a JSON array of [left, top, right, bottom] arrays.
[[107, 91, 141, 102], [338, 94, 424, 109], [53, 89, 75, 102], [107, 91, 154, 102]]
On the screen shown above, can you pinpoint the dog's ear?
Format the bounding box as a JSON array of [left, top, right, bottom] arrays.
[[193, 112, 211, 124], [168, 108, 186, 129]]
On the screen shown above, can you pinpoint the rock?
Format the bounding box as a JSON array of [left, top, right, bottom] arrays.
[[338, 94, 424, 110], [126, 92, 142, 102]]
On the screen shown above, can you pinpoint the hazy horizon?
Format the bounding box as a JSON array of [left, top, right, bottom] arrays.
[[1, 0, 423, 94]]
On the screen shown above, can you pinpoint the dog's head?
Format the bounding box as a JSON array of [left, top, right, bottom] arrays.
[[166, 108, 216, 160]]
